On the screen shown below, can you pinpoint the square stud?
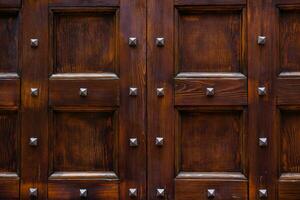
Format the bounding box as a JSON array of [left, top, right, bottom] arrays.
[[257, 36, 266, 45], [79, 88, 88, 97], [29, 188, 38, 197], [129, 37, 137, 47], [129, 138, 138, 147], [207, 189, 216, 198], [258, 87, 266, 96], [259, 137, 268, 147], [206, 87, 215, 96], [155, 137, 164, 146], [31, 88, 39, 97], [156, 188, 165, 197], [80, 189, 88, 198], [157, 88, 165, 97], [156, 37, 165, 47], [129, 87, 138, 96], [29, 137, 38, 146], [129, 188, 138, 198], [30, 39, 39, 48], [259, 189, 267, 198]]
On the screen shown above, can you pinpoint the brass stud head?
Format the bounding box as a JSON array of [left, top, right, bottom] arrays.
[[29, 188, 38, 197], [206, 88, 215, 96], [129, 138, 138, 147], [207, 189, 216, 198], [129, 87, 138, 96], [79, 88, 88, 97], [31, 88, 39, 97], [259, 189, 267, 198], [29, 137, 38, 146], [157, 88, 165, 97], [257, 36, 266, 45], [156, 188, 165, 198], [80, 189, 88, 198], [155, 137, 164, 146], [259, 137, 268, 147], [156, 37, 165, 47], [30, 39, 39, 48], [129, 37, 137, 47], [258, 87, 266, 96], [129, 188, 138, 198]]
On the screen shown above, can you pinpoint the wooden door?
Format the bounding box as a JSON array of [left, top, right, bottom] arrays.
[[0, 0, 146, 199]]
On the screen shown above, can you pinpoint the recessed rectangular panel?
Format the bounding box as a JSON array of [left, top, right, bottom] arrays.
[[175, 0, 246, 6], [0, 13, 18, 73], [53, 111, 116, 172], [279, 181, 300, 200], [179, 110, 243, 172], [53, 10, 117, 73], [0, 179, 19, 199], [280, 9, 300, 73], [177, 9, 244, 73], [0, 112, 18, 172], [281, 111, 300, 173], [49, 0, 119, 7]]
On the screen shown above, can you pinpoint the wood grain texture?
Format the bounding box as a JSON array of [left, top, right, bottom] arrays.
[[0, 79, 19, 107], [277, 79, 300, 105], [175, 0, 246, 6], [175, 78, 247, 106], [175, 179, 248, 200], [48, 180, 119, 200], [49, 0, 119, 7], [0, 0, 21, 7], [0, 179, 19, 199], [279, 181, 300, 200]]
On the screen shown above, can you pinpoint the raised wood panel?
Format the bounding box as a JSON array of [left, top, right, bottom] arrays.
[[175, 77, 247, 106], [49, 0, 119, 7], [0, 112, 18, 173], [176, 8, 245, 74], [0, 0, 21, 7], [177, 110, 244, 173], [175, 179, 248, 200], [52, 9, 118, 74], [175, 0, 246, 6], [0, 179, 19, 199], [49, 78, 119, 107], [0, 12, 19, 73], [52, 111, 116, 172], [276, 78, 300, 105], [48, 180, 118, 200], [280, 9, 300, 73], [0, 78, 19, 107], [279, 181, 300, 200], [281, 111, 300, 173]]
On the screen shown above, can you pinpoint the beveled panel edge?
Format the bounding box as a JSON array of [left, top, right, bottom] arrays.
[[176, 172, 247, 180], [48, 0, 119, 8], [49, 171, 119, 181], [279, 173, 300, 181], [0, 172, 19, 180], [279, 72, 300, 78], [50, 73, 119, 80], [175, 0, 246, 6], [175, 72, 246, 79]]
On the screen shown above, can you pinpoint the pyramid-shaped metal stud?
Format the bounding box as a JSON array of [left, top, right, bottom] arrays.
[[259, 137, 268, 147], [31, 88, 39, 97], [29, 137, 38, 146], [206, 87, 215, 96], [155, 137, 164, 146], [80, 189, 88, 198], [156, 37, 165, 47], [257, 36, 266, 45], [129, 188, 138, 198], [157, 88, 165, 97], [207, 189, 215, 198], [258, 87, 266, 96], [129, 87, 138, 96], [129, 138, 138, 147], [30, 38, 39, 48], [79, 88, 88, 97], [156, 188, 165, 197], [259, 189, 267, 198], [129, 37, 137, 47], [29, 188, 38, 197]]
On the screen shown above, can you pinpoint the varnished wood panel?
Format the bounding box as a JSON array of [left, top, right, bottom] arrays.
[[277, 78, 300, 105], [48, 180, 118, 200], [178, 110, 243, 173], [175, 179, 248, 200], [175, 78, 247, 106], [175, 0, 246, 6], [52, 111, 116, 172], [281, 111, 300, 173], [49, 0, 119, 7], [0, 179, 19, 199], [279, 181, 300, 200], [49, 79, 119, 107], [176, 8, 244, 73], [52, 9, 117, 73], [280, 9, 300, 73], [0, 112, 18, 173], [0, 0, 21, 7], [0, 79, 19, 107], [0, 12, 18, 73]]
